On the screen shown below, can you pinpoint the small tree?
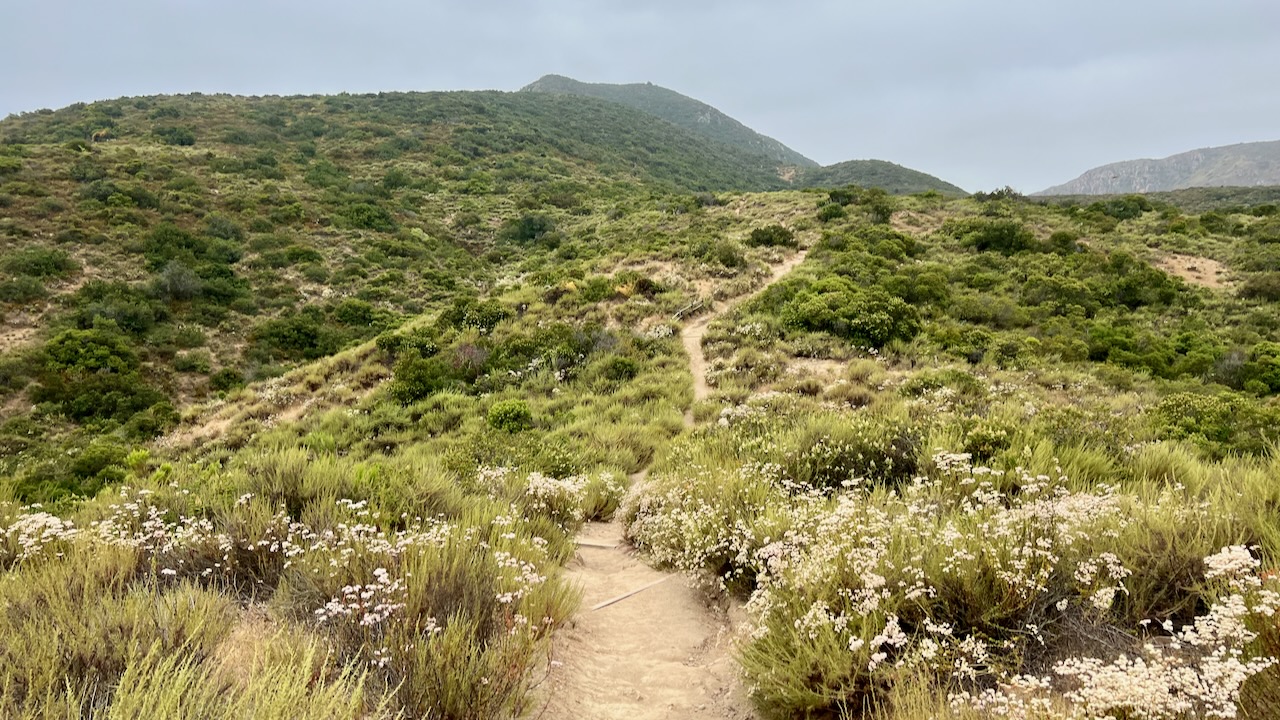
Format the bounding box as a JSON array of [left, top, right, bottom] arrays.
[[861, 188, 896, 225]]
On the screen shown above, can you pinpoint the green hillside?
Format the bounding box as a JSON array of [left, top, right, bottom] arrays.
[[519, 75, 967, 195], [521, 74, 817, 168], [1042, 184, 1280, 213], [3, 88, 1280, 720], [797, 158, 966, 195]]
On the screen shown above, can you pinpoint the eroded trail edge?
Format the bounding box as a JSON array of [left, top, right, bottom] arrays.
[[541, 250, 807, 720]]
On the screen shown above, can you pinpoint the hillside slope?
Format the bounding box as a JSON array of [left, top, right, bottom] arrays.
[[1038, 139, 1280, 195], [520, 75, 967, 195], [520, 74, 817, 169], [797, 158, 966, 195]]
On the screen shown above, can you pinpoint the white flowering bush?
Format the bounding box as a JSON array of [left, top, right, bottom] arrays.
[[0, 451, 589, 719], [627, 402, 1280, 719]]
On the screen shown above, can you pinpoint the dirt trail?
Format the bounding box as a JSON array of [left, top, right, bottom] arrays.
[[539, 521, 754, 720], [542, 251, 808, 719], [680, 249, 808, 408]]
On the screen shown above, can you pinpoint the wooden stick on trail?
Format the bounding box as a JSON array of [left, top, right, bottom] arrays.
[[590, 576, 671, 611]]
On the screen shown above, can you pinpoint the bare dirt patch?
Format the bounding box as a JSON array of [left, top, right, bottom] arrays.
[[891, 209, 945, 235], [1156, 253, 1232, 289], [0, 326, 37, 354], [786, 357, 846, 380]]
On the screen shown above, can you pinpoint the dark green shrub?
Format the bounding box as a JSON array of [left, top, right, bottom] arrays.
[[204, 215, 245, 242], [69, 157, 106, 182], [0, 277, 46, 303], [436, 298, 510, 334], [209, 368, 245, 392], [390, 355, 459, 403], [601, 355, 639, 382], [2, 247, 77, 278], [340, 202, 396, 231], [943, 218, 1036, 254], [154, 125, 196, 146], [779, 277, 921, 348], [499, 213, 556, 244], [152, 260, 203, 301], [1087, 195, 1152, 221], [33, 325, 166, 424], [860, 188, 896, 224], [1048, 230, 1080, 254], [693, 238, 746, 269], [827, 187, 858, 206], [963, 420, 1014, 461], [748, 224, 797, 247], [487, 399, 533, 433], [817, 203, 846, 222], [70, 442, 128, 487], [1238, 273, 1280, 302], [250, 313, 341, 361]]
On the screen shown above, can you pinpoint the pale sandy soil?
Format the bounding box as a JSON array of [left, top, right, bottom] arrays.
[[1156, 253, 1232, 289], [538, 521, 756, 720]]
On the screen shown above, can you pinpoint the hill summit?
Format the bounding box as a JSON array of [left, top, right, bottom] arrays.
[[521, 74, 964, 194], [1038, 139, 1280, 195], [521, 74, 818, 169]]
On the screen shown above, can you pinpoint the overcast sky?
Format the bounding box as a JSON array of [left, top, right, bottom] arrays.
[[3, 1, 1277, 192]]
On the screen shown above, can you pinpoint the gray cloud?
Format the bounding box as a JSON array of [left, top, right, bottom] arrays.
[[3, 0, 1277, 191]]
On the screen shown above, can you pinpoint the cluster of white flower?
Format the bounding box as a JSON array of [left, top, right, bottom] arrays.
[[645, 323, 675, 339], [523, 472, 588, 525], [630, 433, 1280, 718], [3, 510, 79, 563], [734, 322, 769, 339], [314, 567, 407, 629]]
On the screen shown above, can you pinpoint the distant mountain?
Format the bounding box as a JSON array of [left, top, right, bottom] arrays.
[[797, 159, 966, 195], [1038, 140, 1280, 195], [520, 74, 818, 169]]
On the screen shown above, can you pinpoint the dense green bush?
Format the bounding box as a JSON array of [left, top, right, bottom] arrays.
[[487, 399, 533, 432], [154, 125, 196, 146], [692, 238, 746, 269], [339, 201, 397, 231], [816, 202, 845, 221], [1239, 273, 1280, 302], [436, 297, 511, 334], [747, 224, 796, 247], [499, 213, 556, 244], [943, 217, 1036, 254], [0, 276, 46, 303], [779, 277, 920, 348], [209, 367, 245, 392], [33, 324, 167, 427], [249, 313, 342, 361], [1, 247, 77, 278], [390, 355, 460, 404]]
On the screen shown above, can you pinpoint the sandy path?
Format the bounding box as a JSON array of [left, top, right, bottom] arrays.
[[539, 521, 755, 720], [540, 251, 809, 719], [680, 249, 809, 407]]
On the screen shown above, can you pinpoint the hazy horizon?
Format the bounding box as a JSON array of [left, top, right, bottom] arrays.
[[3, 0, 1277, 192]]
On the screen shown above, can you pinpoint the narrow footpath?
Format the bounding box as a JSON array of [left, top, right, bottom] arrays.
[[540, 249, 807, 720]]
